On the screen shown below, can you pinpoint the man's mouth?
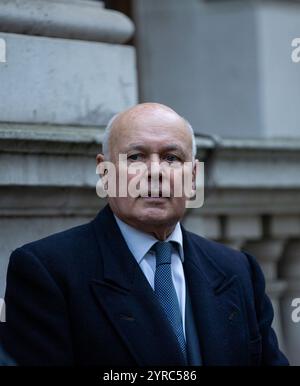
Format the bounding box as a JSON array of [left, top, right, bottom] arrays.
[[138, 190, 169, 198]]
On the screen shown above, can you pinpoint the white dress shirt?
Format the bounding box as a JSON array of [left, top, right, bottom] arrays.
[[114, 214, 186, 339]]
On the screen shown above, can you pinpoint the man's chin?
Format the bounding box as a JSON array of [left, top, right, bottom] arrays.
[[137, 196, 171, 212], [138, 196, 170, 204], [135, 199, 175, 223]]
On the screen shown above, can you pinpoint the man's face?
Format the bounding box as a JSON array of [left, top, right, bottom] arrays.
[[98, 107, 196, 231]]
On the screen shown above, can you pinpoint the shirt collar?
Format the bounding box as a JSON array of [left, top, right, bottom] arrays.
[[114, 214, 184, 264]]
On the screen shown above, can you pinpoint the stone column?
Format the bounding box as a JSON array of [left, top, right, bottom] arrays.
[[221, 215, 261, 250], [0, 0, 137, 297], [0, 0, 136, 125], [182, 213, 221, 241], [133, 0, 300, 138]]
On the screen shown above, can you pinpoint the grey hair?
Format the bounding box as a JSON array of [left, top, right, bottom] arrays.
[[102, 114, 119, 160], [183, 118, 197, 159], [102, 112, 197, 160]]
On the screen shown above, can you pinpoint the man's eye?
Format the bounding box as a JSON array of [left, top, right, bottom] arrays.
[[164, 154, 180, 163], [128, 154, 143, 161]]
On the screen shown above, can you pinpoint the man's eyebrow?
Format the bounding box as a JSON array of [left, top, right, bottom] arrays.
[[123, 143, 186, 154], [161, 144, 185, 154], [123, 143, 148, 152]]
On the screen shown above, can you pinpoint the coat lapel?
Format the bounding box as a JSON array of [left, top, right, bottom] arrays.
[[90, 205, 187, 366], [182, 227, 249, 366]]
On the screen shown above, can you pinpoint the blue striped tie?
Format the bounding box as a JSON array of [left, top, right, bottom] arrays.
[[153, 241, 187, 359]]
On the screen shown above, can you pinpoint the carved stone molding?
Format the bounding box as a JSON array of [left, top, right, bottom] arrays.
[[0, 0, 134, 43]]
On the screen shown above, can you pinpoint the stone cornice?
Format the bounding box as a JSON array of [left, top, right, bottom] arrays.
[[0, 123, 103, 155], [196, 136, 300, 190], [1, 123, 300, 216], [2, 123, 300, 154]]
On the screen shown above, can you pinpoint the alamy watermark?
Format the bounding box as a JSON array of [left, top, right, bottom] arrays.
[[0, 38, 6, 63], [291, 298, 300, 323], [291, 38, 300, 63], [0, 298, 5, 322], [96, 155, 205, 209]]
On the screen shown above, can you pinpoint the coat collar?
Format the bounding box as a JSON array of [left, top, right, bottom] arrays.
[[91, 204, 227, 291], [113, 213, 184, 264]]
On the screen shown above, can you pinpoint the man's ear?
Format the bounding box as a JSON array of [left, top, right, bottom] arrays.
[[96, 153, 104, 166], [96, 153, 107, 177]]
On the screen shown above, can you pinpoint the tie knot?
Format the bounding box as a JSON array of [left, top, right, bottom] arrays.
[[153, 241, 172, 266]]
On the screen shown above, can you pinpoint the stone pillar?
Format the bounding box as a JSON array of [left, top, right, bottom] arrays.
[[133, 0, 300, 138], [221, 215, 261, 250], [0, 0, 137, 297], [0, 0, 136, 125], [280, 240, 300, 366], [182, 213, 221, 241]]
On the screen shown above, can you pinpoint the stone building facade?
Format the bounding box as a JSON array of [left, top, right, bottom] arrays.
[[0, 0, 300, 364]]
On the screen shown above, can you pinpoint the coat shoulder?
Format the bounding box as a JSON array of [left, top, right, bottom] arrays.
[[11, 220, 97, 276]]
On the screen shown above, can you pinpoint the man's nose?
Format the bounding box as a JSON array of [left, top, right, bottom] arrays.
[[149, 153, 160, 164], [145, 154, 162, 185]]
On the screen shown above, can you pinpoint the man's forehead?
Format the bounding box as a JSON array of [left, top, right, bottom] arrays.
[[119, 102, 179, 118], [110, 123, 191, 154], [118, 107, 184, 128], [111, 112, 188, 141], [109, 130, 193, 162]]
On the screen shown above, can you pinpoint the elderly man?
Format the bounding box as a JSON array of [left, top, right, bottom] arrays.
[[1, 103, 288, 366]]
